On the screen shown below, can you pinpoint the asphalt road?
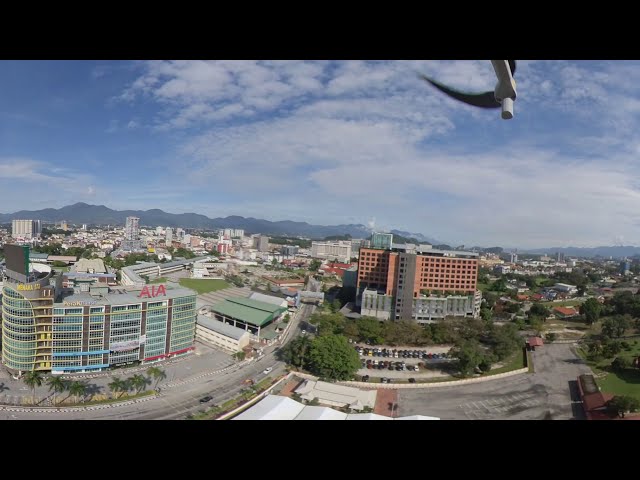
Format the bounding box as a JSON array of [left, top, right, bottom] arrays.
[[397, 343, 592, 420]]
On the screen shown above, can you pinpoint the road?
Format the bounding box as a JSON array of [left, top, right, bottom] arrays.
[[397, 343, 592, 420]]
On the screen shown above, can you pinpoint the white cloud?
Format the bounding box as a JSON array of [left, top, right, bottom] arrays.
[[0, 158, 102, 213], [115, 60, 640, 248]]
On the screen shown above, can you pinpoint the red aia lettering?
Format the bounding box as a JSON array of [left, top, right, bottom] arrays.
[[139, 285, 167, 298]]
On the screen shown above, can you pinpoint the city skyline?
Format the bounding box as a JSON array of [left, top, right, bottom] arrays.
[[2, 60, 640, 248]]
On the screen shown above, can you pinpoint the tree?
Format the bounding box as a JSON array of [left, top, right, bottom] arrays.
[[308, 259, 322, 271], [580, 298, 602, 325], [68, 381, 87, 404], [108, 377, 127, 399], [546, 332, 557, 342], [529, 303, 551, 319], [309, 312, 345, 336], [23, 371, 44, 404], [602, 315, 631, 338], [490, 278, 507, 292], [576, 284, 586, 297], [488, 323, 522, 361], [129, 374, 149, 394], [602, 340, 622, 359], [146, 367, 167, 390], [46, 376, 68, 406], [384, 320, 431, 346], [480, 306, 493, 322], [308, 335, 361, 381], [451, 340, 490, 377], [233, 351, 246, 361], [330, 298, 342, 313], [356, 316, 384, 344], [279, 336, 313, 369], [607, 395, 640, 418], [612, 356, 632, 371]]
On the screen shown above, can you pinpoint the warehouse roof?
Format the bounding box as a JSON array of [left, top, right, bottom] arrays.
[[209, 297, 286, 327]]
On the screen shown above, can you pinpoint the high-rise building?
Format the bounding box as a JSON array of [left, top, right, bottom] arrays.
[[370, 232, 394, 250], [310, 241, 352, 263], [222, 228, 245, 238], [82, 224, 88, 231], [166, 227, 173, 245], [356, 244, 480, 322], [12, 219, 41, 239], [252, 235, 269, 252], [176, 228, 185, 241], [124, 216, 140, 241]]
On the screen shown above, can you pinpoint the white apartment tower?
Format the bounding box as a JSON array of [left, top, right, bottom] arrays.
[[12, 219, 41, 239], [310, 241, 352, 263], [124, 216, 140, 241]]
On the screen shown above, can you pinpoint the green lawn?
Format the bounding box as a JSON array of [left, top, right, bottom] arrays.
[[580, 339, 640, 401], [482, 350, 527, 376], [552, 299, 584, 307], [149, 277, 167, 284], [178, 278, 231, 294], [477, 282, 491, 292]]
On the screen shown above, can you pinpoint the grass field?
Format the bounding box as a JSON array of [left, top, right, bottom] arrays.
[[578, 338, 640, 400], [179, 278, 231, 294], [149, 277, 167, 284]]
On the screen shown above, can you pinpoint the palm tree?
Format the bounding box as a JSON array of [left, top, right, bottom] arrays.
[[23, 371, 44, 404], [46, 376, 68, 406], [130, 374, 149, 394], [68, 381, 87, 404], [146, 367, 167, 390], [108, 377, 127, 399]]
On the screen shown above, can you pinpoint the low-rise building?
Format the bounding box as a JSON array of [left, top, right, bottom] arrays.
[[196, 315, 251, 353]]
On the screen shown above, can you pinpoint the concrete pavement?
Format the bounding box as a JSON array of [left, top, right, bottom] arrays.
[[397, 343, 592, 420]]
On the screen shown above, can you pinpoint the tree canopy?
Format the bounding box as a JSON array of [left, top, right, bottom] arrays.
[[580, 298, 602, 325], [308, 335, 361, 381]]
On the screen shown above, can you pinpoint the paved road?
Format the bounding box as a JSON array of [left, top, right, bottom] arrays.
[[397, 344, 592, 420]]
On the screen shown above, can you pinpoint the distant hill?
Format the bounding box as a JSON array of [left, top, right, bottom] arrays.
[[0, 203, 442, 241], [522, 246, 640, 259]]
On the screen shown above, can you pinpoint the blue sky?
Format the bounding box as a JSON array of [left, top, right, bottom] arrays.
[[1, 60, 639, 248]]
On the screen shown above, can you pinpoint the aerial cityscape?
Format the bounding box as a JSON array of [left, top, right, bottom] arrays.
[[0, 60, 638, 421]]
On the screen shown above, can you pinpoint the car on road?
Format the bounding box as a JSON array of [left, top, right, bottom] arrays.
[[408, 378, 416, 383], [199, 396, 213, 403], [263, 367, 273, 374]]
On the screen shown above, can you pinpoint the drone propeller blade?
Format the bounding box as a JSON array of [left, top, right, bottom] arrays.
[[420, 75, 500, 109], [508, 60, 516, 76]]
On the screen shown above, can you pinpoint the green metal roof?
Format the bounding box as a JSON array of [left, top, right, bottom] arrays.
[[226, 297, 285, 314], [210, 297, 287, 327]]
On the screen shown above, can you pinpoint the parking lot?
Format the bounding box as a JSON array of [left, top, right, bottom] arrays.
[[354, 345, 454, 380], [397, 343, 591, 420]]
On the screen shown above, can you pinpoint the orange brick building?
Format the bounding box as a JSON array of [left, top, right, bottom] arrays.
[[357, 245, 480, 321], [357, 247, 478, 297]]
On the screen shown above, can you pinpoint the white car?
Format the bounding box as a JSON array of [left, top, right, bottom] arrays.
[[263, 367, 273, 374]]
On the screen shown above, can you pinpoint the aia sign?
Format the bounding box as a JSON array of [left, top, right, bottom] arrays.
[[139, 285, 167, 298]]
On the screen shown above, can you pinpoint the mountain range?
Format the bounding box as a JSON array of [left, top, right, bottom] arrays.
[[0, 203, 441, 242], [522, 246, 640, 259]]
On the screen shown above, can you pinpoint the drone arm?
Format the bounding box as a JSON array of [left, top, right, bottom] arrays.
[[491, 60, 517, 119]]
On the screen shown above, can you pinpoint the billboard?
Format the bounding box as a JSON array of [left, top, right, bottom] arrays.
[[110, 340, 140, 352], [4, 244, 29, 277]]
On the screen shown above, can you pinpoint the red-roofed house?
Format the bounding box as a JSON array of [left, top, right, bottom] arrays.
[[516, 294, 529, 301], [532, 293, 544, 301], [319, 262, 356, 278], [527, 337, 544, 348], [553, 306, 579, 318]]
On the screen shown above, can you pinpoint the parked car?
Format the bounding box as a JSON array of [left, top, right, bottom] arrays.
[[408, 378, 416, 384], [362, 375, 370, 382], [199, 395, 213, 403], [262, 367, 273, 374]]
